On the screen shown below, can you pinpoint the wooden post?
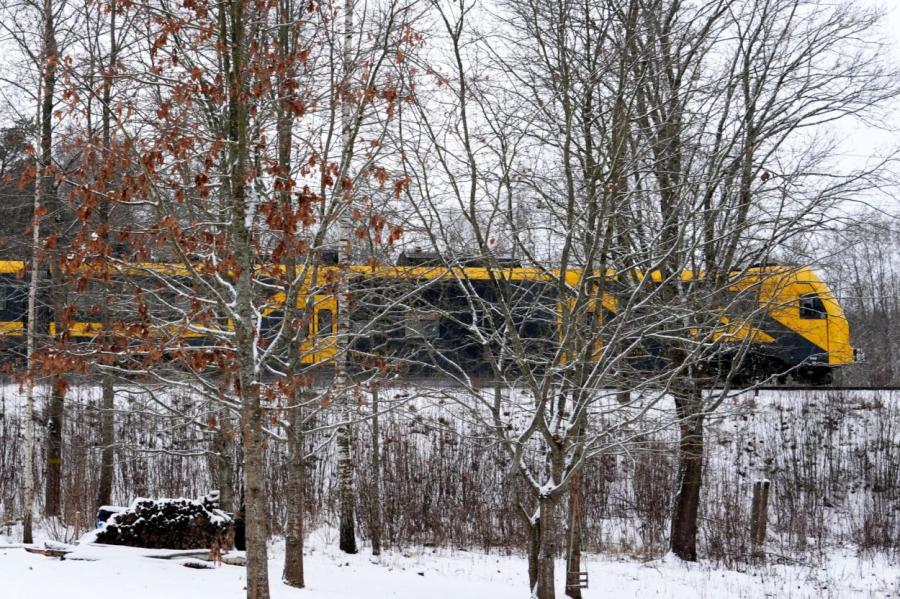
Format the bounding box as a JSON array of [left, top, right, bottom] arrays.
[[750, 479, 770, 560]]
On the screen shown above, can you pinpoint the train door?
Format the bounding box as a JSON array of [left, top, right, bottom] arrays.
[[0, 273, 27, 336], [300, 295, 337, 364], [0, 269, 28, 361]]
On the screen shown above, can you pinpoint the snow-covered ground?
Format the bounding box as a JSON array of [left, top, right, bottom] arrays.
[[1, 529, 898, 599], [2, 387, 899, 597]]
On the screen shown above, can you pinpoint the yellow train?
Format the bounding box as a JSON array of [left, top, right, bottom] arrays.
[[0, 258, 856, 385], [335, 260, 856, 385]]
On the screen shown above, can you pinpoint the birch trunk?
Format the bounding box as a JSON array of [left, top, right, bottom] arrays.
[[335, 0, 357, 555], [22, 183, 39, 542], [24, 0, 57, 543], [370, 387, 382, 556]]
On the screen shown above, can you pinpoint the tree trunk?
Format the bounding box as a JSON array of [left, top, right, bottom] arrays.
[[226, 0, 269, 596], [337, 415, 357, 553], [95, 359, 115, 511], [23, 0, 58, 544], [23, 191, 41, 543], [95, 0, 118, 514], [275, 0, 304, 579], [335, 0, 357, 556], [526, 511, 540, 592], [669, 392, 705, 561], [22, 357, 36, 544], [45, 257, 67, 515], [242, 403, 270, 599], [213, 408, 236, 514], [564, 470, 583, 599], [536, 497, 558, 599], [44, 377, 65, 516], [40, 229, 66, 512], [211, 407, 236, 552], [282, 391, 306, 587], [370, 387, 382, 556]]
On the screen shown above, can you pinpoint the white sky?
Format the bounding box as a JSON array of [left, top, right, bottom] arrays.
[[835, 1, 900, 216], [0, 0, 898, 217]]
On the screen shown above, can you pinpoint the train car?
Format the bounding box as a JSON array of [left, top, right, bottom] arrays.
[[0, 260, 28, 362], [718, 265, 855, 384], [58, 263, 214, 348], [58, 261, 339, 364], [4, 257, 855, 385], [331, 261, 856, 385]]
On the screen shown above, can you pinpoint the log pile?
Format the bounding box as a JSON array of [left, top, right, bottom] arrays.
[[96, 497, 232, 550]]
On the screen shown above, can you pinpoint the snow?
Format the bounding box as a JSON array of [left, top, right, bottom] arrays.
[[0, 531, 897, 599], [2, 386, 899, 596], [114, 496, 231, 525]]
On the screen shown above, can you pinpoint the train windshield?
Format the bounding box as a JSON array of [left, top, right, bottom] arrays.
[[799, 293, 827, 319]]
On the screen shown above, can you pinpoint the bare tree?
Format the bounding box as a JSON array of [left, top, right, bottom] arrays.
[[618, 0, 898, 560], [392, 3, 659, 597], [0, 0, 64, 544]]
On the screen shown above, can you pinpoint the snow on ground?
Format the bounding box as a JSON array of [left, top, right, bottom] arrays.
[[1, 529, 898, 599]]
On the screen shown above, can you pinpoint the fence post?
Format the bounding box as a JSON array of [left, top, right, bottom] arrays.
[[750, 479, 770, 560]]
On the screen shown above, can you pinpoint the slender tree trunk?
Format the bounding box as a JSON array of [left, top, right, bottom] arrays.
[[336, 415, 357, 553], [210, 407, 236, 552], [526, 511, 540, 592], [23, 0, 58, 543], [22, 253, 38, 543], [44, 252, 66, 517], [669, 390, 705, 561], [564, 470, 583, 599], [242, 399, 270, 599], [335, 0, 357, 556], [96, 1, 118, 513], [370, 386, 382, 556], [213, 408, 236, 514], [226, 0, 269, 596], [282, 389, 306, 587], [274, 0, 306, 579], [536, 497, 558, 599], [23, 145, 42, 541], [96, 379, 115, 509], [44, 376, 65, 516]]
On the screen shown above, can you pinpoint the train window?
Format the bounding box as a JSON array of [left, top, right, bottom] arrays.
[[317, 308, 333, 337], [0, 286, 7, 311], [799, 293, 827, 319]]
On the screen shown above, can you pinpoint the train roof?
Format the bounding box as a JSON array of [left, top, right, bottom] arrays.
[[0, 258, 828, 290]]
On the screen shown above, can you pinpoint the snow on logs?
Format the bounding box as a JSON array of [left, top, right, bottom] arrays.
[[95, 497, 232, 550]]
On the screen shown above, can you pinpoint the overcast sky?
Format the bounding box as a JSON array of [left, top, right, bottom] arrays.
[[836, 1, 900, 216], [0, 0, 897, 216]]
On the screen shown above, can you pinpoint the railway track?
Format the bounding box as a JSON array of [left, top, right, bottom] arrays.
[[733, 385, 900, 392]]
